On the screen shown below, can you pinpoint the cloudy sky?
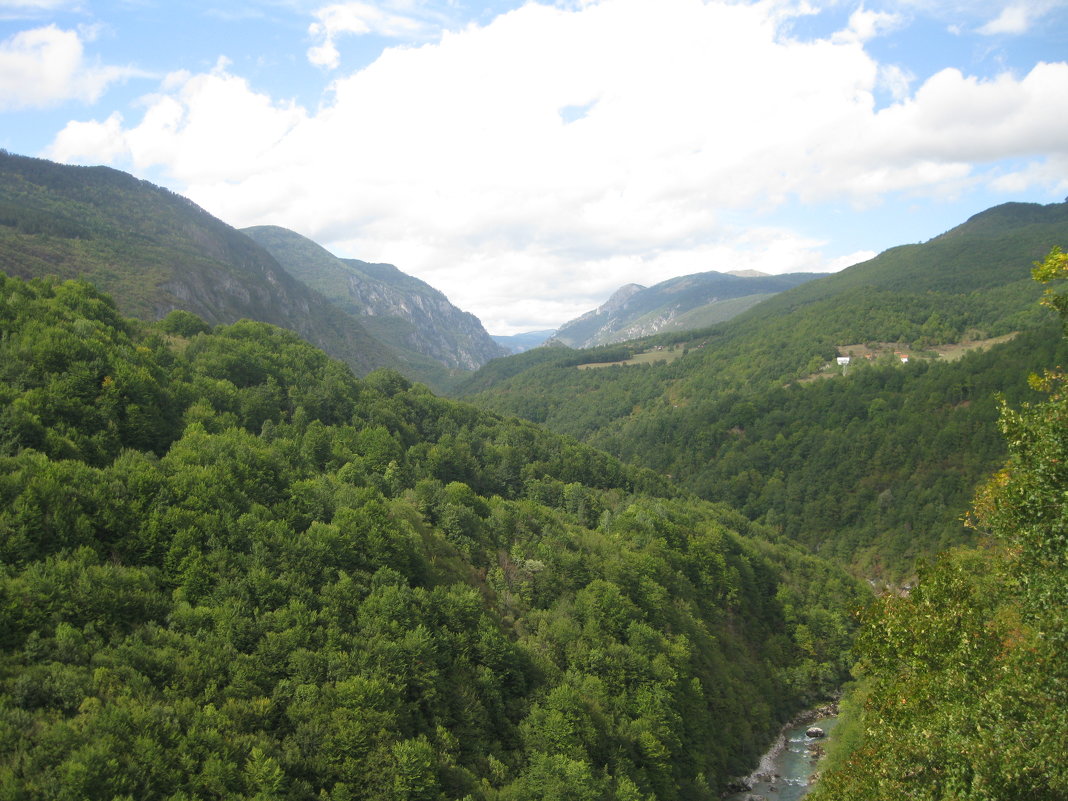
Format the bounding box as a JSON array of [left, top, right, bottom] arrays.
[[2, 0, 1067, 333]]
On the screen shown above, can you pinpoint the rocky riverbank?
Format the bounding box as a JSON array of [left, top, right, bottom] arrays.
[[724, 702, 839, 801]]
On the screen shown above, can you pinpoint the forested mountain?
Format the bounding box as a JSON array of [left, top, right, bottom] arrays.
[[456, 201, 1068, 580], [741, 201, 1068, 340], [243, 225, 507, 378], [552, 270, 825, 349], [0, 273, 866, 799], [811, 248, 1068, 799], [0, 151, 397, 377]]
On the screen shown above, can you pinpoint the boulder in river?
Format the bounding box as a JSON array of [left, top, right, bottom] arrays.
[[806, 727, 825, 738]]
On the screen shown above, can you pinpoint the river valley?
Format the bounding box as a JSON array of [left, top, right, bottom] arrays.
[[725, 712, 839, 801]]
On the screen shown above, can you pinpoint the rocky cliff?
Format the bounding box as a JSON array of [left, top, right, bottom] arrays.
[[243, 225, 507, 371], [552, 272, 824, 348]]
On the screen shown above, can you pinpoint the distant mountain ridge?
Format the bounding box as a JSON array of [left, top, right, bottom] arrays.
[[0, 151, 397, 376], [242, 225, 507, 372], [492, 329, 557, 353], [552, 270, 826, 348]]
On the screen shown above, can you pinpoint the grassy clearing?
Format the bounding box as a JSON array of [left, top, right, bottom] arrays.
[[929, 332, 1019, 361], [835, 333, 1019, 364], [577, 345, 687, 369], [798, 333, 1021, 383]]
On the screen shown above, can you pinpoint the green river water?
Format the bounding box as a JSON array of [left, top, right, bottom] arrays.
[[725, 714, 839, 801]]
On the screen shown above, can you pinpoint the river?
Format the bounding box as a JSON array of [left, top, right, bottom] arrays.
[[724, 712, 839, 801]]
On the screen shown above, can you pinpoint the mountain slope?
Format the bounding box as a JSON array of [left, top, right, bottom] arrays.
[[456, 201, 1068, 578], [743, 201, 1068, 325], [0, 151, 397, 376], [812, 248, 1068, 799], [242, 225, 507, 372], [553, 270, 826, 348], [461, 201, 1068, 402]]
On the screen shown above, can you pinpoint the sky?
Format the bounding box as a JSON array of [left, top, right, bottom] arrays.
[[1, 0, 1067, 334]]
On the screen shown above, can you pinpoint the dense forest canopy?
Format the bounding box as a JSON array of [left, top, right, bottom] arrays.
[[810, 247, 1068, 800], [0, 274, 865, 800], [456, 327, 1068, 581]]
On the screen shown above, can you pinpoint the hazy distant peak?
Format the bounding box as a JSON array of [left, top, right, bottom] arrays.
[[552, 270, 822, 348]]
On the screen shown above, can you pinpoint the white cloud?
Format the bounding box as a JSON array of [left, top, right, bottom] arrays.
[[47, 110, 129, 162], [307, 2, 441, 69], [898, 0, 1068, 35], [0, 24, 140, 110], [43, 0, 1068, 331], [864, 0, 1067, 35], [0, 0, 78, 10], [868, 64, 1068, 164], [989, 155, 1068, 195], [48, 58, 308, 184], [877, 63, 914, 101], [828, 249, 878, 271], [978, 3, 1039, 34], [832, 6, 904, 43]]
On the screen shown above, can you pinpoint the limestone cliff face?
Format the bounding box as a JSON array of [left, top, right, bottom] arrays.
[[549, 284, 646, 348], [552, 272, 825, 348], [341, 266, 507, 370], [243, 226, 507, 371]]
